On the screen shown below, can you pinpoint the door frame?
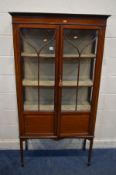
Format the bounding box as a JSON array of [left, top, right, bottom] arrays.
[[13, 23, 60, 136], [57, 25, 103, 137]]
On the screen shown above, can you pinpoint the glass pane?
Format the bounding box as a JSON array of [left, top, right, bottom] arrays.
[[61, 87, 91, 111], [61, 88, 76, 111], [24, 87, 38, 111], [77, 87, 91, 111], [21, 28, 56, 111], [23, 58, 38, 82], [23, 87, 54, 111], [62, 29, 98, 111], [39, 88, 54, 111], [39, 58, 55, 85]]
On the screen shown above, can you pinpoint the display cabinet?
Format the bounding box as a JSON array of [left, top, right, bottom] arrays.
[[10, 12, 109, 166]]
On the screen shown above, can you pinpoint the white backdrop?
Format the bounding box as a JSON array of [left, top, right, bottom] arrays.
[[0, 0, 116, 148]]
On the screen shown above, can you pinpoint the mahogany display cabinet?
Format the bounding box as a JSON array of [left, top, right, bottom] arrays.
[[10, 12, 109, 166]]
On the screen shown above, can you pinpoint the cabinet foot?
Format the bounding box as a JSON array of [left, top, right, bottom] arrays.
[[25, 139, 28, 151], [20, 139, 24, 167], [82, 138, 86, 150], [87, 162, 91, 166], [87, 138, 93, 166]]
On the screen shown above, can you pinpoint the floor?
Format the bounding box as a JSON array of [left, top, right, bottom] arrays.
[[0, 140, 116, 175]]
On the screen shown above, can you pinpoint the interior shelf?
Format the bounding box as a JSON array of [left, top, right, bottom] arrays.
[[24, 102, 54, 111], [62, 102, 91, 111], [24, 101, 91, 111], [62, 80, 93, 86], [21, 52, 96, 59], [21, 52, 55, 58], [23, 79, 54, 86], [63, 54, 96, 58], [22, 79, 93, 87]]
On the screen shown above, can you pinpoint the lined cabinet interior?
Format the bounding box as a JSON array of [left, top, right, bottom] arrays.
[[21, 28, 97, 113], [61, 29, 97, 112], [21, 28, 56, 111]]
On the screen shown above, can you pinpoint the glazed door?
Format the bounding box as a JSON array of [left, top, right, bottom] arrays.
[[59, 26, 99, 136], [19, 25, 59, 135]]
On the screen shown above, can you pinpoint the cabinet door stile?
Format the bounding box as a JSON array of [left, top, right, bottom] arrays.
[[56, 26, 64, 137], [53, 26, 60, 135], [13, 25, 25, 135], [89, 27, 106, 135]]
